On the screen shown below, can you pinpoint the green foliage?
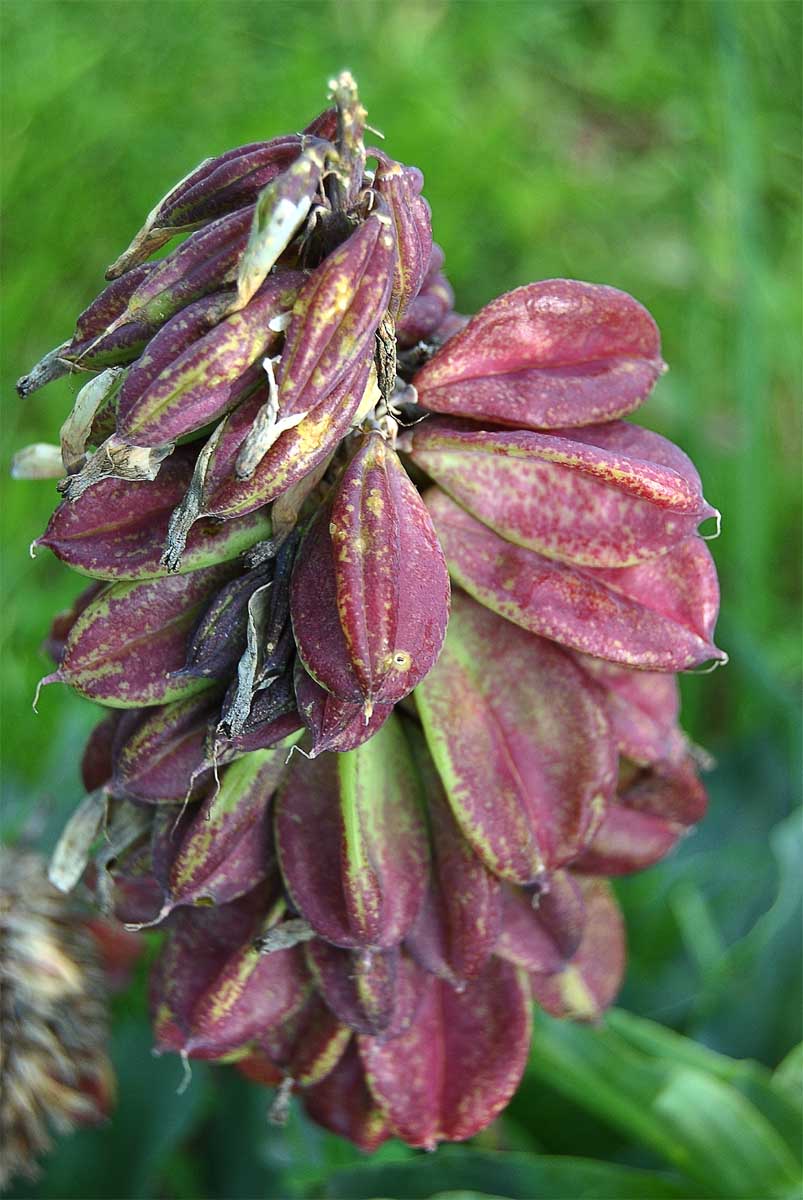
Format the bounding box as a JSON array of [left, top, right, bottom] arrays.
[[527, 1008, 802, 1199], [322, 1150, 691, 1199], [2, 1, 799, 1197]]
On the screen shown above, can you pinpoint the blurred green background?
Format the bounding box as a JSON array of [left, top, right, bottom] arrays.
[[2, 1, 800, 1197]]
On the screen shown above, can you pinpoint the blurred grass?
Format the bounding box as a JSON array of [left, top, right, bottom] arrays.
[[1, 1, 800, 1196]]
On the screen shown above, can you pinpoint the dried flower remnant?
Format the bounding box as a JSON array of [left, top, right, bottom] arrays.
[[0, 847, 115, 1189], [17, 71, 724, 1151]]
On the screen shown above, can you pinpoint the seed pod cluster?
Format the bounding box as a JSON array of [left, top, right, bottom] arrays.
[[18, 72, 724, 1151]]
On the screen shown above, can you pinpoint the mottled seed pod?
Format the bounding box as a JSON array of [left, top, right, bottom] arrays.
[[415, 591, 616, 883], [107, 132, 329, 278], [413, 280, 665, 428], [38, 565, 236, 708], [275, 714, 429, 950], [372, 151, 433, 321], [291, 432, 450, 714]]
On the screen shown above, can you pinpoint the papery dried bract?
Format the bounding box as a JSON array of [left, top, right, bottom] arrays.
[[235, 143, 327, 308], [273, 205, 395, 427], [16, 341, 72, 398], [215, 679, 303, 757], [59, 368, 126, 475], [181, 566, 269, 680]]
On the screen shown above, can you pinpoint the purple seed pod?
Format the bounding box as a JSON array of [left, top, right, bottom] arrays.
[[162, 742, 294, 912], [573, 754, 707, 876], [62, 263, 161, 371], [358, 956, 532, 1150], [294, 661, 393, 757], [303, 107, 338, 140], [108, 206, 255, 332], [181, 935, 310, 1062], [409, 417, 720, 569], [572, 655, 681, 764], [302, 1041, 391, 1152], [426, 489, 724, 671], [160, 352, 376, 571], [395, 244, 454, 348], [39, 564, 237, 708], [237, 992, 350, 1089], [495, 872, 586, 975], [403, 724, 502, 986], [110, 692, 221, 803], [22, 72, 726, 1158], [115, 272, 303, 446], [150, 880, 291, 1055], [65, 318, 158, 374], [291, 432, 450, 713], [74, 264, 158, 342], [107, 135, 326, 278], [415, 591, 616, 883], [372, 152, 433, 322], [38, 446, 271, 581], [16, 266, 158, 393], [269, 203, 396, 431], [275, 714, 429, 951], [81, 711, 121, 792], [413, 279, 666, 429], [305, 941, 423, 1037], [181, 565, 270, 681], [528, 877, 625, 1021], [42, 580, 106, 666]]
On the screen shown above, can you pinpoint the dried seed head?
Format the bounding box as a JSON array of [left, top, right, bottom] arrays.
[[0, 848, 114, 1190]]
